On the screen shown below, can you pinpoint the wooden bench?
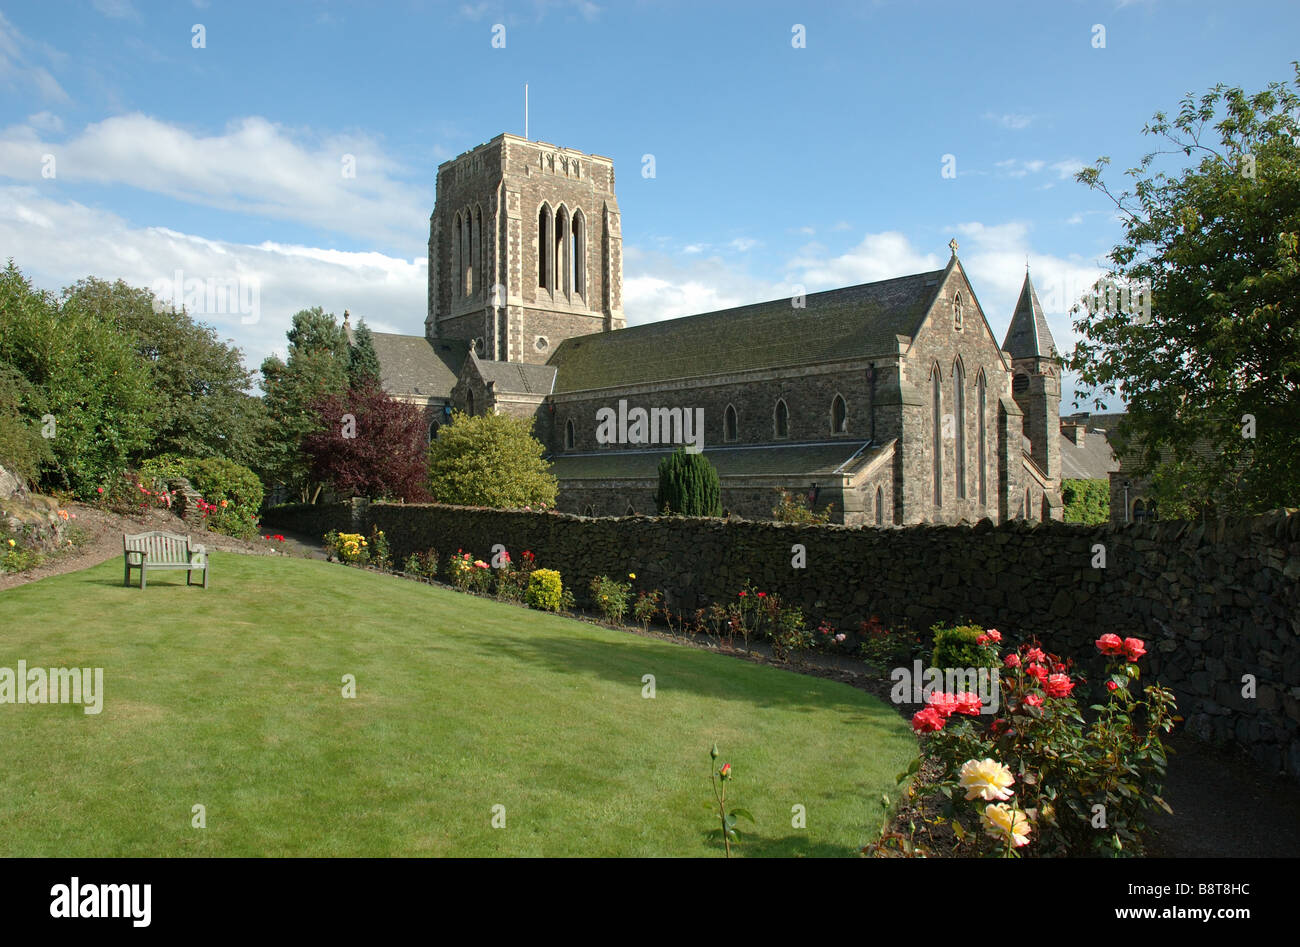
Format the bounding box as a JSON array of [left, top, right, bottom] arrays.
[[123, 531, 209, 589]]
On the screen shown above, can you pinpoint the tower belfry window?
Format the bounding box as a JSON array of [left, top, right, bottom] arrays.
[[555, 207, 570, 297], [538, 205, 551, 290], [571, 210, 585, 298]]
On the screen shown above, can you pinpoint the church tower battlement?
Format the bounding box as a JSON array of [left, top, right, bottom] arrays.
[[426, 133, 624, 364]]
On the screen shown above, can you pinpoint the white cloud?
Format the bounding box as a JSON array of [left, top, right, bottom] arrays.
[[25, 111, 62, 133], [728, 237, 758, 252], [983, 111, 1036, 130], [0, 186, 426, 381], [1051, 159, 1085, 180], [0, 113, 431, 252], [0, 11, 70, 105], [787, 231, 942, 289], [91, 0, 139, 19]]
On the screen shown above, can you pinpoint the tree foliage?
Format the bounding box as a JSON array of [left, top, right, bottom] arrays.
[[348, 320, 382, 390], [427, 411, 557, 508], [260, 307, 351, 501], [1061, 479, 1111, 525], [62, 276, 269, 472], [655, 448, 722, 517], [0, 260, 156, 496], [0, 360, 52, 485], [303, 382, 432, 501], [1067, 64, 1300, 516]]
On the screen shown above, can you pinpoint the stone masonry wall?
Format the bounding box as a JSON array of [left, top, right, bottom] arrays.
[[264, 502, 1300, 779]]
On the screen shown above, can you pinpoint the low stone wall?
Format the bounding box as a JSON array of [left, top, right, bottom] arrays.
[[263, 500, 1300, 779]]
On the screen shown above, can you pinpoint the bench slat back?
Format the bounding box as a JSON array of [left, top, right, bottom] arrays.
[[124, 531, 194, 564]]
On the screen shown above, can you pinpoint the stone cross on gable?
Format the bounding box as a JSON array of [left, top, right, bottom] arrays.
[[948, 238, 959, 256]]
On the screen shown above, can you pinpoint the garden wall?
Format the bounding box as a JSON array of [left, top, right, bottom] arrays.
[[264, 501, 1300, 779]]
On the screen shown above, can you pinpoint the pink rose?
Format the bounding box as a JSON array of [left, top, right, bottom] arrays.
[[1096, 633, 1124, 656], [954, 692, 982, 716], [1023, 694, 1044, 708], [1004, 653, 1021, 669], [926, 692, 960, 718], [1123, 637, 1147, 662], [1045, 673, 1075, 698], [912, 708, 946, 733]]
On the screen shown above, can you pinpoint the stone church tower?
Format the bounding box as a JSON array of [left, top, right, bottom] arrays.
[[426, 133, 625, 364], [1003, 269, 1061, 517]]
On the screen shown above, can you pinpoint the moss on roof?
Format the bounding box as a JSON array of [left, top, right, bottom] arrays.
[[547, 270, 945, 393]]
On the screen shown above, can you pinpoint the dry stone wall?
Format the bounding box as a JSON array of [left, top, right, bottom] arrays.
[[264, 502, 1300, 779]]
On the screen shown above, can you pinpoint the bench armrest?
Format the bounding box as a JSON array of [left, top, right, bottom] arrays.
[[189, 544, 207, 561], [124, 550, 144, 563]]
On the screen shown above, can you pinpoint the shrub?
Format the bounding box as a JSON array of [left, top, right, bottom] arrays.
[[367, 526, 391, 571], [590, 574, 633, 623], [325, 530, 369, 564], [632, 589, 661, 631], [1062, 478, 1110, 525], [771, 488, 833, 524], [184, 457, 263, 539], [654, 447, 721, 517], [427, 411, 557, 508], [932, 623, 1000, 671], [447, 550, 491, 592], [526, 569, 564, 612], [403, 548, 439, 578], [908, 634, 1177, 856], [859, 616, 926, 669], [769, 606, 812, 662], [494, 553, 529, 603], [1, 535, 43, 573]]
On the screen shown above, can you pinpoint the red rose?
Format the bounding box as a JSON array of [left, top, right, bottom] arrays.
[[1123, 637, 1147, 661], [991, 718, 1010, 735], [1025, 663, 1048, 683], [1023, 694, 1044, 708], [954, 692, 982, 715], [926, 692, 960, 718], [911, 708, 946, 733], [1025, 647, 1046, 664], [976, 634, 989, 645], [1096, 633, 1123, 655], [96, 487, 104, 494], [1045, 673, 1075, 698], [1106, 680, 1120, 692], [720, 763, 732, 778], [1004, 653, 1021, 669], [985, 629, 1002, 642], [738, 591, 747, 598], [757, 591, 766, 598]]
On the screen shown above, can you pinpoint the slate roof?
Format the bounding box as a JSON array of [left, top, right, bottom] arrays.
[[1059, 427, 1120, 479], [1003, 272, 1058, 359], [546, 270, 947, 393], [548, 440, 888, 481], [471, 354, 557, 395], [369, 333, 467, 399]]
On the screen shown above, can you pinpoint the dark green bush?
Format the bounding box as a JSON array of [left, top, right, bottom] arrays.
[[931, 623, 999, 671]]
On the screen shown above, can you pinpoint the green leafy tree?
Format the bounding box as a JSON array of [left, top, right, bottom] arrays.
[[1068, 65, 1300, 516], [260, 307, 351, 501], [1061, 479, 1111, 525], [348, 320, 382, 389], [427, 410, 557, 508], [0, 261, 155, 496], [62, 276, 269, 472], [655, 448, 721, 516], [0, 360, 52, 485]]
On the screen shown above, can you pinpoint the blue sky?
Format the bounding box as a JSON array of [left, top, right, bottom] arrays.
[[1, 0, 1297, 408]]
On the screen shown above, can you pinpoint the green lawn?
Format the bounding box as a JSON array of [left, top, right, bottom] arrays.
[[0, 553, 915, 856]]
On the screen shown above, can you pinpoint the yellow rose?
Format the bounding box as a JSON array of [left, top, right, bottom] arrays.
[[959, 758, 1015, 801], [982, 803, 1032, 847], [628, 573, 636, 579], [6, 539, 14, 547]]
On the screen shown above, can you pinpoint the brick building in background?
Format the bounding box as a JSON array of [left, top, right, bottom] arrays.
[[368, 133, 1068, 525]]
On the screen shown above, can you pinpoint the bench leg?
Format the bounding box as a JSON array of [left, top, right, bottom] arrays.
[[140, 564, 146, 590], [203, 563, 209, 589], [124, 561, 130, 587]]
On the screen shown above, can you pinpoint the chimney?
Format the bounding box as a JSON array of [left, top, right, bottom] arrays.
[[1063, 422, 1086, 447]]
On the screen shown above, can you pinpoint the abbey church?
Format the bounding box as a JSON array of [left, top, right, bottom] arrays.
[[367, 133, 1066, 526]]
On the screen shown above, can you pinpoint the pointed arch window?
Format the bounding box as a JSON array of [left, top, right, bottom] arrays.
[[1025, 487, 1033, 521], [875, 486, 884, 526], [452, 213, 463, 300], [571, 210, 586, 298], [831, 394, 847, 434], [555, 206, 570, 297], [724, 404, 738, 442], [953, 359, 966, 499], [774, 399, 789, 439], [954, 291, 964, 330], [931, 365, 943, 508], [538, 205, 551, 290], [564, 418, 575, 450], [466, 388, 475, 416], [468, 205, 480, 297], [976, 370, 987, 506]]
